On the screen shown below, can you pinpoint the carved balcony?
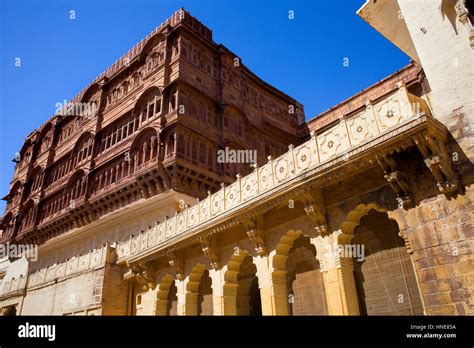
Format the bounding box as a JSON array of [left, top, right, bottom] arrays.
[[116, 81, 457, 265]]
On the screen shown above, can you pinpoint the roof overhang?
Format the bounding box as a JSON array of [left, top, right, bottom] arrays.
[[357, 0, 420, 63]]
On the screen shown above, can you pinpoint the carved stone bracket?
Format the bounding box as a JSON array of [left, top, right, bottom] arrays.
[[376, 153, 414, 209], [167, 251, 184, 280], [296, 187, 328, 236], [413, 133, 458, 195], [124, 261, 156, 291], [241, 218, 266, 256], [198, 237, 220, 269]]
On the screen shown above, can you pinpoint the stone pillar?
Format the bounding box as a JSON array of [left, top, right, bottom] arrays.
[[222, 282, 238, 315], [185, 292, 199, 316], [209, 269, 224, 316], [254, 253, 289, 316], [313, 232, 360, 315], [175, 278, 187, 316], [155, 296, 168, 315]]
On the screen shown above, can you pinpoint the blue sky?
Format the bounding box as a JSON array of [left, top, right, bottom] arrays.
[[0, 0, 410, 212]]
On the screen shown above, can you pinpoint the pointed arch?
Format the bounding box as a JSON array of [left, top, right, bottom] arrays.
[[1, 212, 16, 240], [71, 131, 95, 167], [339, 203, 386, 244], [139, 32, 167, 61], [129, 127, 159, 173], [64, 169, 88, 202], [272, 229, 327, 315], [6, 180, 24, 207], [18, 198, 38, 232], [155, 274, 178, 316], [340, 204, 424, 315], [24, 166, 44, 198], [223, 249, 261, 315], [185, 263, 213, 315], [131, 86, 162, 122]]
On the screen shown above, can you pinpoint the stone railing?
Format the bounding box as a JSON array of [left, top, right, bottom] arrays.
[[0, 275, 27, 297], [117, 82, 430, 262]]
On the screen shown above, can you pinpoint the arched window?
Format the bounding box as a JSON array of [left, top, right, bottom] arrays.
[[132, 87, 161, 129], [72, 132, 94, 168], [24, 167, 43, 198], [286, 236, 327, 315], [129, 128, 159, 173], [353, 210, 424, 315], [2, 213, 16, 240], [18, 200, 36, 232]]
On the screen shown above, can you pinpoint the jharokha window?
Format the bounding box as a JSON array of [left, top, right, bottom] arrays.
[[98, 88, 162, 155]]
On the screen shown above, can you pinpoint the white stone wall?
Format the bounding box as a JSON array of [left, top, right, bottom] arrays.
[[397, 0, 474, 136]]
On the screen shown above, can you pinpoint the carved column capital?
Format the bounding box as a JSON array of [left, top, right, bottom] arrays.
[[167, 251, 184, 280], [413, 133, 458, 196], [376, 152, 414, 209], [198, 237, 220, 270], [313, 231, 356, 272], [296, 187, 328, 236], [124, 261, 156, 291], [241, 218, 266, 256]]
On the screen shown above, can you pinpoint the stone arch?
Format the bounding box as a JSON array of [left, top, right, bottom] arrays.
[[130, 127, 158, 152], [80, 83, 100, 103], [139, 32, 167, 61], [155, 274, 178, 316], [7, 180, 24, 208], [129, 127, 159, 172], [17, 198, 38, 233], [340, 204, 424, 315], [36, 122, 53, 156], [185, 263, 213, 315], [223, 249, 261, 316], [72, 132, 94, 166], [1, 212, 16, 241], [19, 138, 32, 158], [24, 166, 44, 199], [132, 86, 162, 120], [339, 203, 386, 244], [272, 229, 327, 315], [64, 169, 88, 202]]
